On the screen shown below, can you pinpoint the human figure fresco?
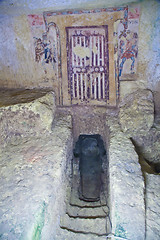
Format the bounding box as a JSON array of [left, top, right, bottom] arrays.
[[73, 134, 106, 202], [35, 37, 56, 67], [35, 38, 44, 62], [119, 31, 138, 77]]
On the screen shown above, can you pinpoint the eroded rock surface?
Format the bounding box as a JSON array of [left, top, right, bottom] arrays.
[[0, 93, 73, 240], [0, 88, 159, 240], [0, 88, 52, 107], [107, 115, 145, 240], [119, 89, 154, 137], [146, 174, 160, 240], [132, 127, 160, 164], [0, 92, 56, 146]]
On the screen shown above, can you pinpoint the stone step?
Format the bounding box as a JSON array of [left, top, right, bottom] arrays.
[[66, 204, 109, 218], [70, 174, 107, 207], [56, 228, 107, 240], [60, 214, 107, 236], [70, 191, 107, 207]]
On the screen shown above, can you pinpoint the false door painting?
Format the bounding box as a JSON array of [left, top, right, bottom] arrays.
[[66, 26, 109, 105]]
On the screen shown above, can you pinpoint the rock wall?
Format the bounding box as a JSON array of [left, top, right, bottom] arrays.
[[145, 174, 160, 240], [0, 90, 160, 239], [0, 0, 160, 239], [0, 0, 160, 114], [0, 92, 56, 146], [106, 110, 145, 240], [106, 88, 160, 239], [0, 93, 73, 240], [109, 132, 145, 239], [119, 89, 154, 137]]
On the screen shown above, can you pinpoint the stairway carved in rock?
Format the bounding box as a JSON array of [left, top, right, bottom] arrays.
[[56, 106, 110, 239], [59, 168, 109, 239]]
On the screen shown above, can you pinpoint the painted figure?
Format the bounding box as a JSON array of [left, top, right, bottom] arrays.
[[44, 41, 56, 64], [35, 37, 56, 67], [74, 134, 106, 202], [119, 31, 138, 77], [35, 38, 44, 62]]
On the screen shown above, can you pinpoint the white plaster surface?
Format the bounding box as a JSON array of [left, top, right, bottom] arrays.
[[0, 15, 18, 71], [0, 0, 139, 15]]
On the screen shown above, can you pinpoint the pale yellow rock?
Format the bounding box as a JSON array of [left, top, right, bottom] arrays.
[[145, 173, 160, 240], [0, 109, 73, 240], [119, 89, 154, 137], [132, 127, 160, 164], [0, 92, 56, 145], [109, 131, 145, 240]]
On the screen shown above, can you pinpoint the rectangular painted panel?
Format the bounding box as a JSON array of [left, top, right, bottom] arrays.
[[66, 26, 109, 105]]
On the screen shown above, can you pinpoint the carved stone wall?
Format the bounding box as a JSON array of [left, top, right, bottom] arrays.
[[0, 93, 73, 240], [0, 0, 160, 239], [0, 1, 159, 115]]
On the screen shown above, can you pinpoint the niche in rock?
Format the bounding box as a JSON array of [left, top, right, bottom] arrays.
[[74, 134, 106, 202]]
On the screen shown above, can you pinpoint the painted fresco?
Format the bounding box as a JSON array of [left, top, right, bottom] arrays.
[[34, 27, 58, 70], [42, 7, 128, 106], [114, 7, 140, 80], [28, 6, 139, 105], [66, 26, 109, 105], [28, 15, 58, 72]]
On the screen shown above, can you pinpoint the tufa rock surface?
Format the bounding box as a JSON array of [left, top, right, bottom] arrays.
[[60, 214, 106, 236], [0, 91, 56, 146], [0, 93, 73, 240], [0, 130, 73, 240], [132, 126, 160, 164], [107, 115, 145, 240], [0, 88, 53, 107], [145, 173, 160, 240], [119, 89, 154, 137]]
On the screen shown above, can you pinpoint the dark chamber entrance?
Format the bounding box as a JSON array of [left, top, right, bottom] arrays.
[[73, 134, 106, 202]]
